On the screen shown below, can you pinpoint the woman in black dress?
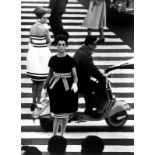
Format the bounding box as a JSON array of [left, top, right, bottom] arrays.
[[42, 35, 78, 136]]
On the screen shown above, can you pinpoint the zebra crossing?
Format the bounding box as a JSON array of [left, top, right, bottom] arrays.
[[21, 0, 134, 154]]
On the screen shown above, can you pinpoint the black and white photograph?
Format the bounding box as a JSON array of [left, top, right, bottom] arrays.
[[2, 0, 155, 155], [20, 0, 134, 154]]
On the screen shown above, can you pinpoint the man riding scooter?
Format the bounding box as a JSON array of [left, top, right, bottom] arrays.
[[73, 36, 108, 118]]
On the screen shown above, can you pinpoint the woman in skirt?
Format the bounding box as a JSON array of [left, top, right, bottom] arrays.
[[42, 35, 78, 136], [26, 6, 51, 110], [82, 0, 106, 43]]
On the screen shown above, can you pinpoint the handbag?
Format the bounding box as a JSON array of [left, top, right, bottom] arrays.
[[31, 97, 51, 119]]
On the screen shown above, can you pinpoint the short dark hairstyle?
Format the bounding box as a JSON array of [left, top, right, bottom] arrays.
[[55, 34, 68, 46], [61, 30, 69, 40], [22, 146, 42, 155], [81, 135, 104, 155], [84, 36, 97, 45], [48, 135, 67, 155]]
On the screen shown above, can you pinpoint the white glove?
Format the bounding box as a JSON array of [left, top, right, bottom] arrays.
[[41, 88, 47, 98], [71, 83, 78, 93]]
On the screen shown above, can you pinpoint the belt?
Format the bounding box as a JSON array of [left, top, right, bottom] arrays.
[[49, 72, 71, 91]]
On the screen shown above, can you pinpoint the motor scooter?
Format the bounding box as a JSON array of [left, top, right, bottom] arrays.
[[33, 58, 133, 131]]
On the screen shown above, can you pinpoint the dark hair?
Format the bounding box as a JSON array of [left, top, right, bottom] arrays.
[[84, 36, 97, 45], [55, 34, 68, 46], [81, 135, 104, 155], [48, 135, 67, 155], [61, 30, 69, 40], [23, 146, 42, 155]]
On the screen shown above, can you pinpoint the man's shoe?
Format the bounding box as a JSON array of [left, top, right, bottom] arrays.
[[91, 112, 102, 118], [84, 109, 96, 117], [68, 113, 78, 122], [84, 109, 103, 118]]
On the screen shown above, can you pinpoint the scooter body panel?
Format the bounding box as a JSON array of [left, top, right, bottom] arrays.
[[108, 100, 132, 117]]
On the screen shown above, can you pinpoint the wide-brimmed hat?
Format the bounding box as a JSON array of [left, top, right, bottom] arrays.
[[33, 6, 49, 18]]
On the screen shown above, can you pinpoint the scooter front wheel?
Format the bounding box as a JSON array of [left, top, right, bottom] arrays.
[[105, 111, 128, 128]]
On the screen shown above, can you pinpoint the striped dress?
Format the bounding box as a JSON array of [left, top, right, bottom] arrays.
[[27, 35, 51, 81]]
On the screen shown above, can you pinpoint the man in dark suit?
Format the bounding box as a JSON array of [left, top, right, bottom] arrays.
[[49, 0, 68, 45], [73, 36, 108, 118]]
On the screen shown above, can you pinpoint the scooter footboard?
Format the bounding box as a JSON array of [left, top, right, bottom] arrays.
[[108, 100, 132, 117]]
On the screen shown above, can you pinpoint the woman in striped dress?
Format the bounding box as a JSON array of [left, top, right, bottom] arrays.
[[26, 6, 51, 110]]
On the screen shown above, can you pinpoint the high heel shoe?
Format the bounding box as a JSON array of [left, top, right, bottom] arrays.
[[97, 37, 105, 45], [30, 103, 37, 111]]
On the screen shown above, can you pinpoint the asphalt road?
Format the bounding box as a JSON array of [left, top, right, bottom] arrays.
[[77, 0, 134, 51]]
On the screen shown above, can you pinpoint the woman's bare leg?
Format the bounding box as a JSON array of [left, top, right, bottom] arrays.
[[99, 27, 104, 39], [87, 28, 91, 36], [36, 81, 44, 103], [53, 117, 60, 135], [60, 117, 69, 136], [32, 81, 37, 104]]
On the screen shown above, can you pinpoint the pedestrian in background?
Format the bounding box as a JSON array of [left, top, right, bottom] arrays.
[[48, 0, 68, 45], [42, 34, 78, 136], [81, 135, 105, 155], [27, 6, 51, 111], [47, 135, 67, 155], [82, 0, 106, 43]]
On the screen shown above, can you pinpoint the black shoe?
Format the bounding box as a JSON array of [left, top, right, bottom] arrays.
[[68, 113, 78, 122], [97, 38, 105, 45], [84, 109, 95, 116], [30, 104, 36, 111], [91, 112, 102, 118], [84, 109, 103, 118]]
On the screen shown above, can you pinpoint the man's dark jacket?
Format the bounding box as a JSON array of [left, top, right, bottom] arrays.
[[73, 45, 106, 91]]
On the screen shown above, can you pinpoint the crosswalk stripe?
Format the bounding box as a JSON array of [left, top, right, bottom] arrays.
[[21, 25, 107, 30], [21, 87, 134, 94], [21, 68, 134, 74], [21, 131, 133, 139], [21, 78, 134, 84], [21, 60, 131, 66], [19, 144, 134, 152], [21, 107, 134, 114], [21, 37, 123, 42], [22, 8, 88, 12], [22, 13, 87, 17], [21, 3, 83, 7], [21, 52, 134, 58], [21, 97, 134, 104], [21, 19, 88, 23], [21, 45, 131, 50], [21, 69, 134, 74], [21, 31, 116, 36], [21, 138, 134, 145]]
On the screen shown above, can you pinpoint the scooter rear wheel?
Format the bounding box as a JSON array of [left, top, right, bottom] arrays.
[[105, 111, 128, 128]]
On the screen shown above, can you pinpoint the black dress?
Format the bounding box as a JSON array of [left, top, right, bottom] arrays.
[[47, 54, 78, 114]]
